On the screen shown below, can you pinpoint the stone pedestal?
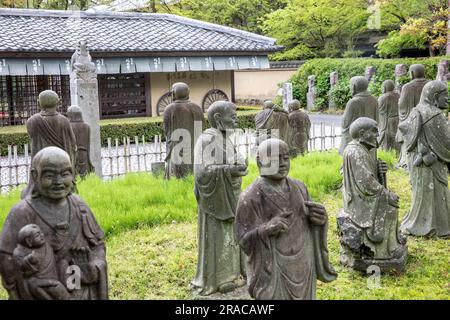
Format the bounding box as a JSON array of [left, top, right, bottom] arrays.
[[192, 285, 251, 300], [282, 82, 293, 111], [306, 75, 316, 111], [329, 71, 338, 110], [395, 64, 408, 93]]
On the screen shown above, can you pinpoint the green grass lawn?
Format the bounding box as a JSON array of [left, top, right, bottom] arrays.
[[0, 151, 449, 300]]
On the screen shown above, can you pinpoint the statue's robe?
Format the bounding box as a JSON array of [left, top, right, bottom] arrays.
[[0, 194, 108, 300], [399, 105, 450, 237], [255, 108, 289, 144], [378, 91, 400, 152], [191, 128, 244, 295], [341, 141, 404, 259], [70, 121, 94, 177], [396, 78, 428, 168], [163, 100, 204, 179], [22, 111, 77, 199], [339, 92, 378, 155], [235, 177, 336, 300], [288, 110, 311, 156]]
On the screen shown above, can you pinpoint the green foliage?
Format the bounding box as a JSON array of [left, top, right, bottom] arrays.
[[264, 0, 370, 61], [0, 111, 259, 154], [289, 57, 446, 110]]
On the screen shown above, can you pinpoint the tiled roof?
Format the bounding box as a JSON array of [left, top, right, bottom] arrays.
[[270, 60, 305, 69], [0, 8, 282, 53]]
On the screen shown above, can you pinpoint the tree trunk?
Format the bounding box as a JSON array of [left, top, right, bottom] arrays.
[[150, 0, 157, 12]]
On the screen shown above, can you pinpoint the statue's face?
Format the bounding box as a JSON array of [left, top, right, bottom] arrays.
[[216, 107, 237, 130], [36, 159, 73, 200], [436, 90, 449, 110], [28, 226, 45, 248], [259, 145, 290, 180], [360, 126, 379, 149]]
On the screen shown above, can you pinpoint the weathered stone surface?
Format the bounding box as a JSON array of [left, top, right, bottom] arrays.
[[436, 60, 449, 82], [235, 138, 337, 300], [307, 75, 316, 111], [163, 82, 204, 179], [395, 64, 408, 93], [339, 117, 407, 274], [329, 71, 338, 110], [255, 100, 289, 144], [0, 147, 108, 300], [191, 101, 248, 296], [399, 81, 450, 238], [378, 80, 400, 153], [287, 99, 311, 157]]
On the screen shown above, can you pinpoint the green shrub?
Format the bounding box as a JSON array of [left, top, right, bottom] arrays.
[[0, 111, 259, 154], [290, 57, 446, 110]]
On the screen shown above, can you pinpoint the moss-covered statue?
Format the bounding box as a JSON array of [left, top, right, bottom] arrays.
[[338, 117, 407, 273], [235, 138, 337, 300], [287, 99, 311, 157], [378, 80, 400, 153], [0, 147, 108, 300], [191, 101, 247, 296], [399, 81, 450, 238], [68, 106, 94, 178], [396, 64, 428, 169], [163, 82, 204, 179], [255, 100, 289, 144], [339, 76, 379, 155]]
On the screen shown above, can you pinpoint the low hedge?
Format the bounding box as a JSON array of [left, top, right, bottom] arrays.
[[290, 57, 448, 110], [0, 110, 259, 154]]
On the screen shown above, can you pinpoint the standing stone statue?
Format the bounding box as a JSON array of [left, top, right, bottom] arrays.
[[68, 106, 94, 178], [235, 138, 337, 300], [255, 100, 289, 145], [287, 100, 311, 157], [378, 80, 400, 153], [307, 75, 317, 111], [398, 81, 450, 238], [163, 82, 204, 179], [0, 147, 108, 300], [338, 117, 407, 273], [365, 66, 376, 83], [329, 71, 338, 110], [436, 60, 449, 82], [70, 40, 102, 177], [394, 64, 408, 93], [339, 76, 378, 155], [21, 90, 77, 199], [191, 101, 247, 296], [396, 64, 428, 169]]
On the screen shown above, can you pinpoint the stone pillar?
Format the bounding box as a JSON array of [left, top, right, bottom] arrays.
[[437, 60, 449, 82], [282, 82, 293, 111], [329, 71, 338, 110], [69, 40, 102, 177], [395, 64, 408, 93], [306, 75, 316, 111], [365, 66, 376, 89]]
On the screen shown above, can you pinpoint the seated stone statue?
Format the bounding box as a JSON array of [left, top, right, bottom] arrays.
[[191, 101, 247, 296], [338, 117, 407, 274], [68, 106, 94, 178], [399, 81, 450, 238], [13, 224, 71, 300], [378, 80, 400, 153], [235, 138, 337, 300], [287, 99, 311, 157], [163, 82, 204, 179], [255, 100, 289, 144], [0, 147, 108, 300]]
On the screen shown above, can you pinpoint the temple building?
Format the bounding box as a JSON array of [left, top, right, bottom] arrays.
[[0, 8, 281, 126]]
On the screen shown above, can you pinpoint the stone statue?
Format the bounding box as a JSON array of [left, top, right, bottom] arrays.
[[396, 64, 428, 169], [378, 80, 400, 153], [68, 106, 94, 178], [394, 64, 408, 93], [0, 147, 108, 300], [436, 60, 449, 82], [163, 82, 204, 179], [338, 117, 407, 273], [255, 100, 289, 145], [287, 99, 311, 157], [22, 90, 77, 199], [191, 101, 247, 296], [329, 71, 338, 109], [307, 75, 317, 111], [13, 224, 71, 300], [398, 81, 450, 238], [339, 76, 379, 155], [71, 40, 96, 78], [365, 66, 376, 83], [235, 138, 337, 300]]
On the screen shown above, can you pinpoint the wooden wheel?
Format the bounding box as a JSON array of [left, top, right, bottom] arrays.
[[156, 91, 173, 116], [202, 89, 229, 112]]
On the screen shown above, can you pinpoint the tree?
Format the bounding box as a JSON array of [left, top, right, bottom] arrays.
[[262, 0, 370, 60]]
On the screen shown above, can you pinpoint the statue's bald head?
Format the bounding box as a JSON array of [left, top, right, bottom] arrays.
[[38, 90, 59, 110], [382, 80, 395, 94], [67, 105, 83, 122], [32, 147, 72, 174], [410, 64, 425, 79], [350, 76, 369, 96], [419, 80, 448, 109], [288, 99, 301, 112], [207, 100, 236, 129], [263, 100, 275, 109], [257, 138, 290, 178], [172, 82, 190, 101], [350, 117, 378, 140]]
